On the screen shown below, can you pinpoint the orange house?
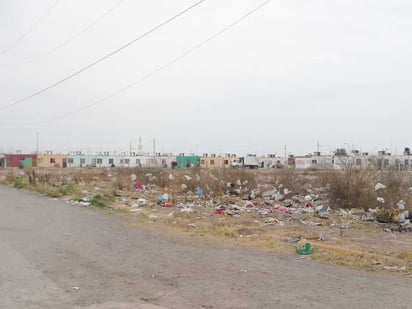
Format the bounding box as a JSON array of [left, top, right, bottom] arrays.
[[200, 154, 239, 169], [37, 154, 68, 168]]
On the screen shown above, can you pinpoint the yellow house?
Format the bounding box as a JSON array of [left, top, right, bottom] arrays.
[[37, 154, 68, 168], [200, 154, 239, 169]]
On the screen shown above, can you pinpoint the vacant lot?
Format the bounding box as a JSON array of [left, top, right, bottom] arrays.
[[1, 167, 411, 275]]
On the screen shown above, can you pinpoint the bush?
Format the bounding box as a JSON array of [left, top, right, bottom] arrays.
[[376, 171, 412, 209], [89, 194, 113, 208], [276, 168, 306, 194], [112, 175, 130, 191], [58, 183, 80, 196], [14, 176, 29, 189], [320, 169, 377, 210]]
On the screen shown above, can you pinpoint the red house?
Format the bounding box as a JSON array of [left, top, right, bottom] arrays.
[[4, 154, 37, 168]]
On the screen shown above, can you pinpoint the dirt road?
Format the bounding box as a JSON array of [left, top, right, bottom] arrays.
[[0, 185, 410, 309]]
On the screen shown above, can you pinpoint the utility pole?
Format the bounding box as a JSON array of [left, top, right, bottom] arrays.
[[36, 132, 39, 154], [138, 136, 142, 155]]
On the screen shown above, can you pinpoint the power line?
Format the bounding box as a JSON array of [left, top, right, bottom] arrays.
[[1, 0, 60, 55], [18, 0, 125, 65], [0, 0, 206, 111], [10, 0, 271, 127]]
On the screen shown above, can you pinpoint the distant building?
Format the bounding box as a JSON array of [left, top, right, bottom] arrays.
[[200, 153, 238, 169], [37, 154, 68, 168], [66, 153, 176, 168], [260, 155, 287, 169], [294, 156, 312, 169], [175, 155, 200, 168], [4, 154, 37, 168]]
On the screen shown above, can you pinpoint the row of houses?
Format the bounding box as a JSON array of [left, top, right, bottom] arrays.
[[0, 153, 171, 169], [0, 152, 286, 169], [294, 149, 412, 170], [1, 149, 412, 170]]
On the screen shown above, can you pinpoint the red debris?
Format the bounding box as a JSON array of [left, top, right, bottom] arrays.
[[135, 181, 143, 190], [214, 209, 225, 215], [164, 202, 174, 207]]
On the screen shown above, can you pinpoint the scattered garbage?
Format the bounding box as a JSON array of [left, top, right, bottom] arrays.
[[271, 205, 290, 215], [135, 181, 143, 190], [195, 187, 204, 197], [300, 220, 323, 226], [383, 266, 408, 273], [214, 209, 225, 215], [296, 243, 314, 255], [397, 200, 406, 210], [284, 236, 302, 243], [377, 197, 385, 204], [131, 198, 148, 208], [374, 183, 386, 191], [84, 176, 411, 238], [164, 202, 174, 208], [68, 197, 91, 207], [273, 191, 284, 202], [61, 169, 412, 241], [157, 194, 169, 203], [180, 208, 194, 213], [264, 217, 280, 225]]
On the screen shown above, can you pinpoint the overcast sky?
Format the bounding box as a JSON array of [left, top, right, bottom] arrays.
[[0, 0, 411, 156]]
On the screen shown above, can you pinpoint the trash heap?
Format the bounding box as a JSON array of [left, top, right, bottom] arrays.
[[67, 172, 412, 233]]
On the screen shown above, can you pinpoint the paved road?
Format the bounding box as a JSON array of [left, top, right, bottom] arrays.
[[0, 185, 410, 309]]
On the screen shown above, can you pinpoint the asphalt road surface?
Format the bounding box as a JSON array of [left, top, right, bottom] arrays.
[[0, 185, 410, 309]]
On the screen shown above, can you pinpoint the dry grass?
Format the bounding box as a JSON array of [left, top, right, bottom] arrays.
[[318, 168, 377, 210], [396, 249, 412, 260]]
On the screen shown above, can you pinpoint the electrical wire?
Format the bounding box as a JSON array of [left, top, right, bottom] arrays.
[[9, 0, 271, 127], [0, 0, 206, 111], [18, 0, 125, 65], [1, 0, 60, 55]]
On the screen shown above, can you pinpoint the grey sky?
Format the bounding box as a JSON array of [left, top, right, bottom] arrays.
[[0, 0, 411, 156]]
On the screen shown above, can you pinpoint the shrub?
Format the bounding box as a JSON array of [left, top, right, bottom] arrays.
[[58, 183, 80, 196], [112, 175, 130, 191], [14, 176, 29, 189], [376, 171, 412, 208], [320, 168, 377, 210], [276, 168, 306, 193], [89, 194, 113, 208]]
